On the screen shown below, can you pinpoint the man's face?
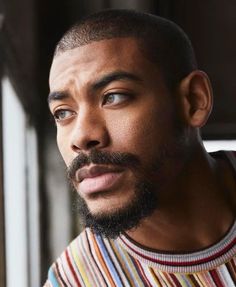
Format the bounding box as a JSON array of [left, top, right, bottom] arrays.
[[49, 38, 188, 237]]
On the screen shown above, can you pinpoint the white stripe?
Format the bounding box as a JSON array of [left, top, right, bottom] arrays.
[[218, 264, 236, 287]]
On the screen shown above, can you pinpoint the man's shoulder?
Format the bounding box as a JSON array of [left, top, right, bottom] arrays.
[[45, 228, 118, 286], [52, 227, 101, 268], [46, 229, 89, 285]]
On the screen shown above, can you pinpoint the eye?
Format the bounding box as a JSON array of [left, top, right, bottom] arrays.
[[102, 93, 129, 106], [53, 109, 75, 122]]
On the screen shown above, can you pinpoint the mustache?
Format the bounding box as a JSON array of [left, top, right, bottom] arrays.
[[67, 149, 140, 181]]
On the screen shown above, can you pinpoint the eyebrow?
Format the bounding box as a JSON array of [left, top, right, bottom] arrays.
[[91, 71, 142, 91], [48, 91, 70, 104], [48, 71, 142, 104]]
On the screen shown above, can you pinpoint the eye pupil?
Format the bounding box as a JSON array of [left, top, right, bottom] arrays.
[[106, 94, 115, 103], [54, 110, 73, 122], [60, 111, 66, 118], [56, 110, 66, 119], [103, 93, 128, 106]]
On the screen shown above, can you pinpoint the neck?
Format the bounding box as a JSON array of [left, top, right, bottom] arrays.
[[126, 145, 236, 252]]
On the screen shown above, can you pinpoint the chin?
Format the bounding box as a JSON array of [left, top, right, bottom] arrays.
[[85, 190, 135, 215], [75, 180, 158, 239]]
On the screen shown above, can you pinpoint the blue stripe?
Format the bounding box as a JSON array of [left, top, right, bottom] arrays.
[[96, 235, 123, 286], [48, 267, 60, 287], [115, 240, 145, 286]]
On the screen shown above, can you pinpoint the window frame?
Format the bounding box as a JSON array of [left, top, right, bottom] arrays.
[[0, 68, 6, 287]]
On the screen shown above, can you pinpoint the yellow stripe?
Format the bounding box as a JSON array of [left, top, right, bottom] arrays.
[[70, 239, 92, 287], [192, 273, 205, 286], [149, 268, 162, 287], [175, 273, 189, 287], [162, 271, 178, 286]]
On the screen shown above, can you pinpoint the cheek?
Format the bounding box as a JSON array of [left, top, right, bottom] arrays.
[[107, 108, 174, 161]]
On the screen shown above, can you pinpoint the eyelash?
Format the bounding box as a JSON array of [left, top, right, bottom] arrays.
[[102, 92, 131, 106], [53, 109, 75, 122]]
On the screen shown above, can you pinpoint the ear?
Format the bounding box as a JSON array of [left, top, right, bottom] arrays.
[[177, 70, 213, 127]]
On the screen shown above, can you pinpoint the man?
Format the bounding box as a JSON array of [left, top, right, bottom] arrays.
[[45, 9, 236, 286]]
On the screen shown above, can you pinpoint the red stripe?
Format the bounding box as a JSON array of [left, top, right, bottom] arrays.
[[161, 272, 175, 287], [65, 249, 82, 286], [169, 274, 183, 287], [210, 269, 224, 287], [121, 237, 236, 267], [134, 258, 153, 287]]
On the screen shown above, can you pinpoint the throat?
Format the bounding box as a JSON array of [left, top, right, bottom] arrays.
[[126, 210, 235, 253]]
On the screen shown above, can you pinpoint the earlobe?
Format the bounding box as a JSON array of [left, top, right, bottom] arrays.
[[177, 70, 213, 128]]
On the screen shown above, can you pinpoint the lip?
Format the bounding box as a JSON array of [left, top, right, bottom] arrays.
[[76, 165, 125, 195], [76, 165, 124, 182]]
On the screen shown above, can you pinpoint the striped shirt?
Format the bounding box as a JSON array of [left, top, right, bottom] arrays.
[[44, 151, 236, 286]]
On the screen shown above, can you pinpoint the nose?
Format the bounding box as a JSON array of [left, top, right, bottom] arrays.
[[70, 109, 109, 152]]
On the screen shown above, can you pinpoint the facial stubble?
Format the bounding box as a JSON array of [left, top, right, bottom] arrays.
[[67, 149, 158, 239]]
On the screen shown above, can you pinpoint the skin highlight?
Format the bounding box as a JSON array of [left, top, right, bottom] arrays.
[[49, 37, 236, 252]]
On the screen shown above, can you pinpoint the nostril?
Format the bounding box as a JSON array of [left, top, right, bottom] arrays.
[[87, 140, 100, 149], [71, 144, 80, 153]]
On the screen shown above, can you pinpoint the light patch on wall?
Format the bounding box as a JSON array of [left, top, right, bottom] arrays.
[[203, 140, 236, 152]]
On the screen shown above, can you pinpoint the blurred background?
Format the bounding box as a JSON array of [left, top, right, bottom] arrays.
[[0, 0, 235, 286]]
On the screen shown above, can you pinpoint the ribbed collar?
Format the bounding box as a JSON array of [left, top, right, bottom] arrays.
[[118, 220, 236, 273]]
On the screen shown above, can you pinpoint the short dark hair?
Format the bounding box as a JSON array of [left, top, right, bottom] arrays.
[[54, 9, 197, 90]]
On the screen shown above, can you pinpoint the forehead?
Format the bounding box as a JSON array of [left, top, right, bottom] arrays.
[[49, 38, 162, 90]]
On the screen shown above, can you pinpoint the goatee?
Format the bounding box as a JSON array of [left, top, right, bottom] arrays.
[[67, 149, 158, 239]]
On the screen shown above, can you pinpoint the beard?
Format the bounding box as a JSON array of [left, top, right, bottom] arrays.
[[67, 149, 159, 238], [74, 180, 157, 239]]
